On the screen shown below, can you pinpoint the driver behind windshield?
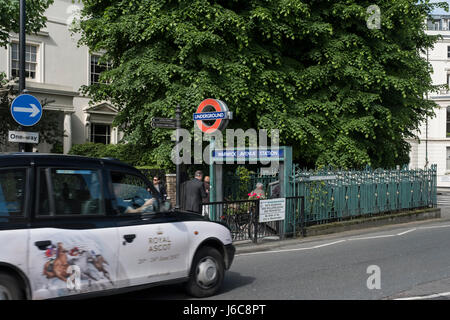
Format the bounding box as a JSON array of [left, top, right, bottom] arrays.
[[112, 181, 155, 214]]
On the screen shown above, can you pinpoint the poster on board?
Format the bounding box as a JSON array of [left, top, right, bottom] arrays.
[[259, 198, 286, 223]]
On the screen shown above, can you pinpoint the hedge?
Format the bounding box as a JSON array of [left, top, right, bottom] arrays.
[[69, 142, 148, 167]]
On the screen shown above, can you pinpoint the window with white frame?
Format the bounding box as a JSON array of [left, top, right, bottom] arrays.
[[11, 43, 38, 80], [435, 20, 441, 30], [447, 107, 450, 137], [447, 147, 450, 170], [428, 19, 440, 30], [90, 54, 111, 84], [90, 123, 111, 144]]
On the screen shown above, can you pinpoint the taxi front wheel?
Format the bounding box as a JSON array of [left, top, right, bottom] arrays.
[[0, 273, 23, 300], [185, 246, 225, 298]]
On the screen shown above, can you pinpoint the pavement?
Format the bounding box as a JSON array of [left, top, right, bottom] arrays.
[[231, 190, 450, 255], [233, 216, 450, 255], [438, 188, 450, 220]]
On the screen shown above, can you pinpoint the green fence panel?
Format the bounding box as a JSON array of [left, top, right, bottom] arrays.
[[290, 165, 437, 227]]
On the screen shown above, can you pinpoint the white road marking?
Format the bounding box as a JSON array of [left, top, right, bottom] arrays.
[[396, 228, 417, 236], [312, 240, 347, 248], [236, 240, 346, 257], [347, 234, 396, 241], [417, 224, 450, 230], [236, 222, 450, 257], [236, 247, 311, 257], [394, 291, 450, 300]]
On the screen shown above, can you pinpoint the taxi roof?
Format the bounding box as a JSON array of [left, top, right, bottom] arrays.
[[0, 153, 134, 171]]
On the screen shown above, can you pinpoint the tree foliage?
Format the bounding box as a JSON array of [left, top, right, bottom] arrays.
[[0, 0, 54, 48], [76, 0, 445, 169]]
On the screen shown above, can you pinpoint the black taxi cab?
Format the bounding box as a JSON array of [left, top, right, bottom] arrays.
[[0, 153, 234, 300]]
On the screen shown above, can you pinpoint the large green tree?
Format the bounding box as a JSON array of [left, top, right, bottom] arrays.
[[76, 0, 445, 169], [0, 0, 54, 48]]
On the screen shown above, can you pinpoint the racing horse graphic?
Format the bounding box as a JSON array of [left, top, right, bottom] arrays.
[[68, 249, 114, 286], [43, 242, 71, 282], [44, 242, 113, 289], [90, 254, 113, 285]]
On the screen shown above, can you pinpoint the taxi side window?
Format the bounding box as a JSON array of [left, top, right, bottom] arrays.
[[37, 169, 50, 215], [37, 168, 105, 216], [0, 169, 26, 221], [110, 171, 156, 214]]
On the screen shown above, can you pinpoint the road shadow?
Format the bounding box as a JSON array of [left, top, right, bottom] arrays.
[[95, 271, 255, 300], [216, 271, 256, 295]]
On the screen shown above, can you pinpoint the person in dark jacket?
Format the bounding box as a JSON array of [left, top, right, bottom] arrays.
[[203, 175, 210, 203], [152, 175, 167, 201], [183, 170, 207, 214]]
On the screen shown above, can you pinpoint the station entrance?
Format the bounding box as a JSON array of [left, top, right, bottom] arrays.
[[190, 99, 303, 242], [204, 146, 304, 242]]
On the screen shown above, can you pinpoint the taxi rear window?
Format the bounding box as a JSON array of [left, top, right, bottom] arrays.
[[0, 169, 26, 221], [37, 168, 105, 216]]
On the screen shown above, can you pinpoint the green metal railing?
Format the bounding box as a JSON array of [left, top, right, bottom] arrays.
[[220, 164, 437, 238], [290, 165, 437, 227]]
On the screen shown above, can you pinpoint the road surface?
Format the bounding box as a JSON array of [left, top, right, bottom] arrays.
[[98, 218, 450, 300]]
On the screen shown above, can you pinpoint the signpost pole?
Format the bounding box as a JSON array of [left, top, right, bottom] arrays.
[[18, 0, 27, 152], [19, 0, 26, 93], [175, 104, 181, 209]]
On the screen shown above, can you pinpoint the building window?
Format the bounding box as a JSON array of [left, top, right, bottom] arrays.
[[90, 123, 111, 144], [90, 54, 111, 84], [434, 20, 440, 30], [447, 148, 450, 170], [11, 43, 38, 80], [447, 108, 450, 137], [428, 19, 439, 30]]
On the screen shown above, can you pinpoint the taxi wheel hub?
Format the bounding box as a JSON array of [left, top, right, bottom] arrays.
[[196, 257, 218, 289]]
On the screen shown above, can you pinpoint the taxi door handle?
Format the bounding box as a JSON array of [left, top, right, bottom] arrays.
[[35, 240, 52, 250], [123, 234, 136, 244]]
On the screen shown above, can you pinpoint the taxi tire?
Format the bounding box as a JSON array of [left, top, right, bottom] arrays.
[[0, 273, 23, 300], [185, 246, 225, 298]]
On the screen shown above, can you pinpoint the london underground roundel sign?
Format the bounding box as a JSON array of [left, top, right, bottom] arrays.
[[193, 99, 232, 133]]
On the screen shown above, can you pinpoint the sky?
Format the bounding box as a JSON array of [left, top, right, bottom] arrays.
[[430, 0, 450, 14]]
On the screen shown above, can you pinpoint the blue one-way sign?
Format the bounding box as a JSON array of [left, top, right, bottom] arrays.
[[10, 94, 43, 126]]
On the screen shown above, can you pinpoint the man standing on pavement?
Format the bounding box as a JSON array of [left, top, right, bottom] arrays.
[[183, 170, 207, 214], [152, 175, 167, 201]]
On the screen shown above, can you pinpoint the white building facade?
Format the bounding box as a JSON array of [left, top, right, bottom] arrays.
[[0, 0, 123, 154], [408, 15, 450, 187]]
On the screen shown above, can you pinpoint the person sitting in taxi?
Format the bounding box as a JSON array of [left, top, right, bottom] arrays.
[[113, 184, 155, 214]]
